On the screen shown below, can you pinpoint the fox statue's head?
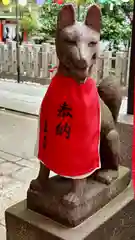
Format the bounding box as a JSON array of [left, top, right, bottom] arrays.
[[55, 4, 101, 84]]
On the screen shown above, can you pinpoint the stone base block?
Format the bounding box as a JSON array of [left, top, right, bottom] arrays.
[[27, 166, 130, 227], [117, 113, 133, 170], [5, 182, 135, 240]]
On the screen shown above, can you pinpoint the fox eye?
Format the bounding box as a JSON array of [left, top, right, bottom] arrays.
[[65, 39, 76, 45], [88, 41, 97, 47]]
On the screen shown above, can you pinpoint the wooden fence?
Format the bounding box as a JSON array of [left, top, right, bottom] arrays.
[[0, 41, 130, 86]]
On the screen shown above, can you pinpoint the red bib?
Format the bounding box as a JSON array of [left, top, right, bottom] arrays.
[[37, 73, 101, 177]]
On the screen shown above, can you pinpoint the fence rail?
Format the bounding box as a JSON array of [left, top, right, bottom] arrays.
[[0, 41, 130, 86]]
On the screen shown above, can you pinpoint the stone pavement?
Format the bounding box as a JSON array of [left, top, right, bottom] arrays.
[[0, 110, 55, 239], [0, 109, 37, 159], [0, 153, 55, 240], [0, 80, 48, 115], [0, 152, 39, 239]]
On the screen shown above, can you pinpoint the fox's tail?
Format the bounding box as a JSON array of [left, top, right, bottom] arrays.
[[97, 76, 122, 123]]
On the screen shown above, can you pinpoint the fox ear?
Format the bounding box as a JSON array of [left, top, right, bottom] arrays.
[[85, 4, 101, 33], [57, 4, 75, 30]]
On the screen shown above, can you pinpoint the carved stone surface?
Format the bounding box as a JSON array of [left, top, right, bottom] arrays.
[[27, 166, 130, 227], [5, 177, 134, 240]]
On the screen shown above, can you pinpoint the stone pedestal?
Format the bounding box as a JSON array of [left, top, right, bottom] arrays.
[[117, 112, 133, 170], [26, 166, 130, 227], [5, 182, 135, 240], [5, 166, 134, 240]]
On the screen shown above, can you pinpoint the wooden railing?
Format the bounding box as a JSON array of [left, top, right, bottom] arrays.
[[0, 41, 130, 86]]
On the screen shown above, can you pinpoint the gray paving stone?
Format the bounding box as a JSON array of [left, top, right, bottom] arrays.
[[0, 218, 5, 226], [0, 80, 48, 96], [0, 158, 5, 164], [0, 162, 21, 176], [0, 111, 37, 159], [0, 225, 6, 240], [0, 80, 47, 115], [11, 166, 39, 184], [12, 164, 56, 182], [17, 159, 39, 169], [0, 176, 18, 190], [28, 157, 39, 162], [0, 151, 21, 162], [19, 157, 59, 178], [0, 181, 29, 220], [0, 167, 55, 224]]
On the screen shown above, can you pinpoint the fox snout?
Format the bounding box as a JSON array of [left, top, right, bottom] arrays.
[[76, 52, 97, 69], [76, 58, 87, 69]]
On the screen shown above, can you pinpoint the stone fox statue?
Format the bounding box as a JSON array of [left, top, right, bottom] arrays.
[[29, 4, 122, 206]]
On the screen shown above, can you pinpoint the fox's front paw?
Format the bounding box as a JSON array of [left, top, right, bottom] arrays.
[[62, 192, 81, 208], [94, 169, 118, 185]]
